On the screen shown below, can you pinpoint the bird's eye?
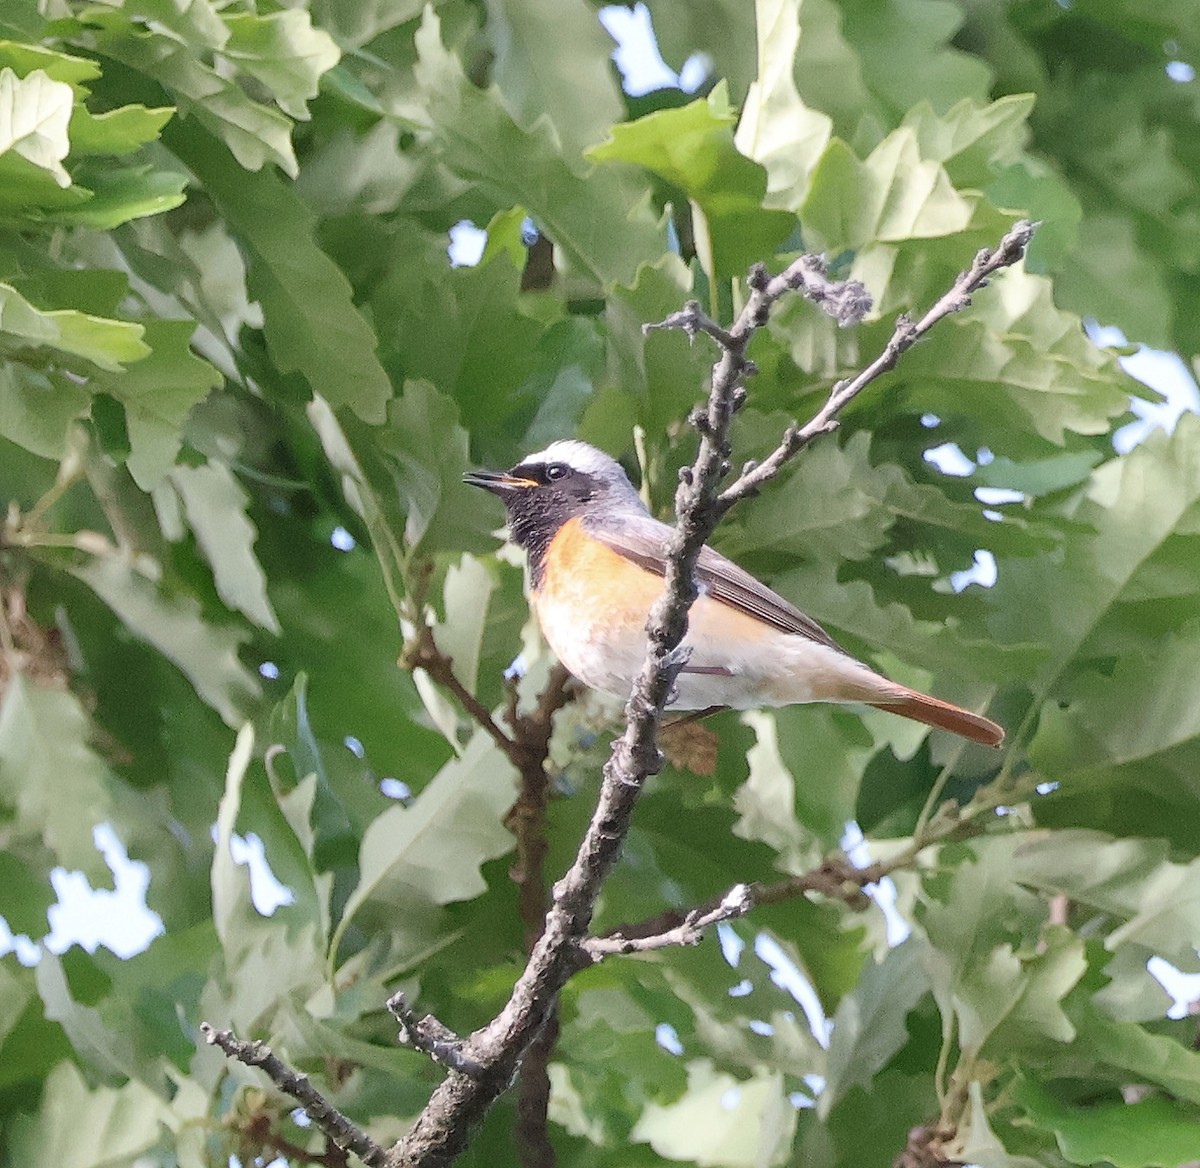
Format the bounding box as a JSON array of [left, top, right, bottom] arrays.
[[544, 463, 568, 482]]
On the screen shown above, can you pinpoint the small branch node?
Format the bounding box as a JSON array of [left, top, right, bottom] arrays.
[[747, 263, 771, 292], [644, 301, 736, 349], [387, 994, 485, 1078]]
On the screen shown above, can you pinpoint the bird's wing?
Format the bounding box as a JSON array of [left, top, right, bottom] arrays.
[[583, 512, 848, 655]]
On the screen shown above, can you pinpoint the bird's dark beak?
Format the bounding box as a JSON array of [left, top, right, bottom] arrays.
[[462, 468, 538, 495]]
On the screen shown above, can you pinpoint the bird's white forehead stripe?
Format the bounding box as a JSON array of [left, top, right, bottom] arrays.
[[523, 440, 617, 477]]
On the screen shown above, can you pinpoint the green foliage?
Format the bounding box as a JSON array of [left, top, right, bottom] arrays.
[[0, 1, 1197, 1167]]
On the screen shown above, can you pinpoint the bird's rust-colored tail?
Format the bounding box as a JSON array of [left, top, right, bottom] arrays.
[[869, 686, 1004, 748]]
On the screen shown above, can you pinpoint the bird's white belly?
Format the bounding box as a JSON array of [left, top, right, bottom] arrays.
[[533, 588, 881, 710]]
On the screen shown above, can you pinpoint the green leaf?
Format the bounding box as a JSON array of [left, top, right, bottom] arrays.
[[733, 0, 833, 208], [1029, 620, 1200, 799], [413, 8, 667, 289], [44, 163, 187, 229], [973, 449, 1103, 496], [991, 418, 1200, 756], [333, 730, 515, 957], [630, 1059, 796, 1168], [842, 0, 991, 117], [266, 673, 354, 877], [484, 0, 623, 158], [70, 551, 260, 728], [1014, 1075, 1200, 1168], [211, 723, 257, 953], [589, 86, 795, 280], [221, 10, 340, 120], [370, 378, 501, 554], [0, 281, 149, 372], [1073, 1004, 1200, 1106], [0, 673, 112, 880], [0, 40, 100, 89], [722, 431, 1048, 566], [167, 462, 279, 632], [88, 13, 300, 175], [802, 129, 973, 254], [0, 67, 71, 187], [977, 831, 1200, 972], [952, 928, 1085, 1057], [432, 553, 496, 697], [0, 362, 91, 458], [370, 233, 543, 437], [101, 319, 221, 489], [0, 845, 54, 936], [67, 103, 173, 156], [0, 961, 34, 1047], [6, 1061, 169, 1168], [172, 124, 391, 424], [734, 707, 873, 855], [821, 940, 928, 1116], [643, 0, 757, 101], [817, 1069, 938, 1168], [35, 952, 145, 1084], [896, 266, 1136, 445], [920, 841, 1048, 1050], [901, 95, 1037, 189], [1058, 214, 1174, 351]]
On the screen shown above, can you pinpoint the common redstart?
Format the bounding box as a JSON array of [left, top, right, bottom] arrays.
[[465, 441, 1004, 747]]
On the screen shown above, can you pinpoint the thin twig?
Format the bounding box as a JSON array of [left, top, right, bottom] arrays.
[[242, 1112, 351, 1168], [582, 884, 754, 960], [200, 1023, 388, 1168], [715, 221, 1036, 510], [407, 623, 516, 756], [513, 1013, 559, 1168], [594, 798, 982, 957], [502, 664, 573, 1168]]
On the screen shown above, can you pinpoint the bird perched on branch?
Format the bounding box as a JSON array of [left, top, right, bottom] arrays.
[[465, 440, 1004, 747]]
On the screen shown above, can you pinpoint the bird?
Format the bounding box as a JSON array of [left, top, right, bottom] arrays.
[[464, 440, 1004, 747]]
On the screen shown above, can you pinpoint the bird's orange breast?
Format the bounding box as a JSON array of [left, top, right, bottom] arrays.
[[532, 517, 664, 695], [531, 516, 863, 707]]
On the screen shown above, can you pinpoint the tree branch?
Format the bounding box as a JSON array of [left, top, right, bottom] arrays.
[[200, 1024, 388, 1168], [593, 797, 983, 957], [582, 884, 754, 960], [716, 220, 1035, 511], [400, 566, 576, 1167], [202, 223, 1035, 1168], [406, 622, 516, 757], [385, 223, 970, 1168], [502, 663, 573, 1168]]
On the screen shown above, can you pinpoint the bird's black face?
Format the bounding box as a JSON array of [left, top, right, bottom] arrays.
[[464, 458, 604, 577]]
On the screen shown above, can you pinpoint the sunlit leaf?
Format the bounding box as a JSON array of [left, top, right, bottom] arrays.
[[0, 67, 72, 187]]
